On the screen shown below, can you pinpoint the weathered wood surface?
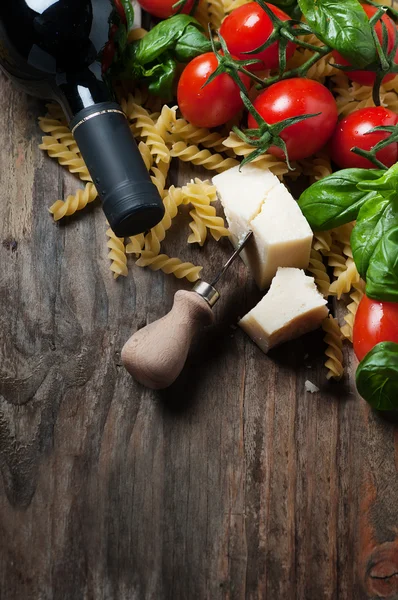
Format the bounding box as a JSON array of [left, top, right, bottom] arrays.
[[1, 72, 398, 600]]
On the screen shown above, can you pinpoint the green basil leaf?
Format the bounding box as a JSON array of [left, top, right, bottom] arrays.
[[297, 0, 377, 68], [174, 25, 213, 62], [356, 342, 398, 410], [147, 55, 177, 100], [269, 0, 300, 17], [134, 15, 199, 65], [365, 225, 398, 302], [351, 195, 398, 278], [297, 169, 381, 231], [357, 162, 398, 194]]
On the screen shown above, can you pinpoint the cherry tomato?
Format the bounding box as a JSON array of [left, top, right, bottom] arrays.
[[114, 0, 127, 23], [247, 78, 338, 161], [353, 295, 398, 362], [137, 0, 194, 19], [332, 5, 398, 87], [219, 2, 296, 72], [330, 107, 398, 169], [177, 52, 251, 128], [102, 41, 116, 74]]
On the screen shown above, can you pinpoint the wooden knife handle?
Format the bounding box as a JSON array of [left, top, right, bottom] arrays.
[[121, 290, 214, 389]]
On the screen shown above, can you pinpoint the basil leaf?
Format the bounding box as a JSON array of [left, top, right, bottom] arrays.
[[297, 0, 377, 68], [356, 342, 398, 410], [147, 55, 177, 100], [297, 169, 381, 231], [134, 15, 200, 65], [366, 226, 398, 302], [270, 0, 301, 17], [351, 195, 398, 278], [174, 25, 213, 62], [357, 162, 398, 195]]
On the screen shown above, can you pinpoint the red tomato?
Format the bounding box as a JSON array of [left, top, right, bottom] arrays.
[[137, 0, 194, 19], [353, 295, 398, 362], [114, 0, 127, 23], [219, 2, 296, 71], [102, 41, 116, 74], [332, 5, 398, 87], [177, 52, 251, 128], [247, 78, 338, 161], [330, 107, 398, 169]]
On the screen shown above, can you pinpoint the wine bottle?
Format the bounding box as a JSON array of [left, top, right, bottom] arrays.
[[0, 0, 165, 237]]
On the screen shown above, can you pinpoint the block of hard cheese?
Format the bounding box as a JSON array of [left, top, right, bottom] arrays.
[[239, 267, 328, 353], [249, 182, 313, 289], [212, 166, 312, 290], [212, 164, 280, 242]]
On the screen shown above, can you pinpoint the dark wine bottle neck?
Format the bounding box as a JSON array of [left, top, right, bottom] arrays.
[[55, 69, 113, 122]]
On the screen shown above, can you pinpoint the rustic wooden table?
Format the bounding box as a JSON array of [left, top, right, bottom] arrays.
[[1, 72, 398, 600]]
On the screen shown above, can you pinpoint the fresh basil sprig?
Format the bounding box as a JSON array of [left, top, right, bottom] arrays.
[[298, 162, 398, 302], [297, 0, 378, 68], [115, 15, 212, 98], [297, 169, 381, 230], [356, 342, 398, 410]]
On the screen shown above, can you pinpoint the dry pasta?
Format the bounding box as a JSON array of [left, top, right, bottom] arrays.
[[138, 141, 154, 171], [182, 179, 230, 241], [126, 233, 146, 257], [341, 280, 366, 342], [208, 0, 225, 29], [136, 251, 203, 282], [188, 209, 209, 246], [222, 133, 290, 178], [39, 136, 92, 181], [312, 231, 332, 254], [194, 0, 211, 30], [307, 248, 330, 298], [298, 151, 333, 183], [106, 227, 128, 279], [49, 182, 98, 221], [155, 105, 177, 143], [169, 117, 227, 153], [324, 243, 347, 278], [322, 315, 344, 380], [122, 97, 170, 164], [143, 186, 184, 255], [329, 259, 360, 299], [170, 141, 239, 172]]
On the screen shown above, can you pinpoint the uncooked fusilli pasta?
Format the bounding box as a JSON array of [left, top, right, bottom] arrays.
[[307, 248, 330, 298], [122, 98, 170, 164], [170, 141, 238, 172], [208, 0, 225, 29], [329, 258, 360, 299], [106, 227, 128, 279], [169, 117, 227, 153], [49, 182, 98, 221], [312, 231, 332, 254], [143, 186, 184, 255], [222, 133, 290, 178], [182, 180, 230, 241], [341, 280, 366, 342], [39, 136, 92, 181], [322, 315, 344, 380], [136, 251, 203, 282]]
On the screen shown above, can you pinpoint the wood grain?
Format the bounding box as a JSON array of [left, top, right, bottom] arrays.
[[1, 72, 398, 600]]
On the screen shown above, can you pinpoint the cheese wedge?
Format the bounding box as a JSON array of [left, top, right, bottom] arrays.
[[239, 268, 328, 353], [212, 166, 312, 290], [212, 164, 280, 241]]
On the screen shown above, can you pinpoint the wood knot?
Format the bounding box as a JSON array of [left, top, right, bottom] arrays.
[[2, 238, 18, 252], [365, 543, 398, 598]]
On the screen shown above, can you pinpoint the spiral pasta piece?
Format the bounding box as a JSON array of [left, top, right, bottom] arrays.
[[138, 141, 154, 171], [126, 233, 145, 257], [332, 75, 398, 116], [169, 118, 227, 153], [143, 186, 184, 255], [307, 249, 330, 298], [170, 141, 238, 172], [329, 259, 360, 299], [155, 105, 177, 144], [122, 97, 170, 164], [341, 280, 366, 342], [325, 243, 347, 278], [106, 227, 128, 279], [38, 118, 79, 153], [150, 160, 169, 198], [194, 0, 211, 30], [39, 136, 92, 181], [298, 151, 333, 183], [322, 315, 344, 380], [136, 251, 203, 282], [222, 133, 291, 178], [208, 0, 225, 29], [128, 27, 148, 42], [182, 180, 229, 240], [331, 222, 355, 247], [223, 0, 250, 12], [188, 209, 208, 246], [49, 182, 98, 220], [313, 231, 332, 254]]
